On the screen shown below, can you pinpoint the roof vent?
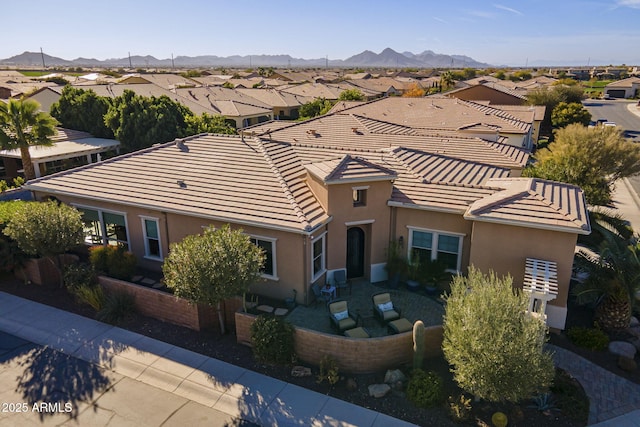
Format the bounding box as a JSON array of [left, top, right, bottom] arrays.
[[307, 129, 319, 137], [175, 139, 189, 152], [176, 179, 187, 188]]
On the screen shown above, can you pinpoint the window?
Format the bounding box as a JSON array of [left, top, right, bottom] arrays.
[[409, 227, 463, 271], [352, 186, 368, 207], [78, 207, 129, 250], [312, 234, 326, 279], [250, 237, 276, 278], [142, 217, 161, 259]]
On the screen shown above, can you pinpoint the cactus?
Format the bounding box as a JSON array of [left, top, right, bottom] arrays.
[[413, 320, 425, 369]]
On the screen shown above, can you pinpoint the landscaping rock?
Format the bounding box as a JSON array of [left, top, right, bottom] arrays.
[[631, 316, 639, 327], [618, 356, 637, 372], [384, 369, 407, 385], [368, 383, 391, 398], [630, 337, 640, 352], [609, 341, 637, 359], [346, 377, 358, 391], [628, 326, 640, 339], [291, 366, 312, 377]]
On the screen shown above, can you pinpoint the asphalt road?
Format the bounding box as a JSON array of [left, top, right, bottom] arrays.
[[583, 99, 640, 197]]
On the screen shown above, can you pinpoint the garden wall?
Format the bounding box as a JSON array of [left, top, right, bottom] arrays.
[[15, 255, 79, 287], [99, 276, 242, 332], [235, 311, 443, 374]]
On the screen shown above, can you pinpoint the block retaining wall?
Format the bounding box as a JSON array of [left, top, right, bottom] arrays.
[[235, 311, 443, 374]]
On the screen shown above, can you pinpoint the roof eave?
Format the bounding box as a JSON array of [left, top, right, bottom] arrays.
[[325, 176, 397, 185], [26, 185, 321, 236], [463, 213, 591, 235], [387, 200, 466, 214]]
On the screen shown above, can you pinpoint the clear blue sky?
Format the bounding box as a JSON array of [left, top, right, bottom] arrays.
[[3, 0, 639, 66]]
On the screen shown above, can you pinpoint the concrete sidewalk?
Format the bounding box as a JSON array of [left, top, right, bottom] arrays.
[[0, 292, 417, 427]]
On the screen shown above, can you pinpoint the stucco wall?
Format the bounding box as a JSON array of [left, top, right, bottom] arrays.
[[468, 221, 578, 309], [235, 311, 443, 374], [451, 85, 525, 106]]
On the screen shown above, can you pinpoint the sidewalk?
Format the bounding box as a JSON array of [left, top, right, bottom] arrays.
[[0, 292, 416, 427]]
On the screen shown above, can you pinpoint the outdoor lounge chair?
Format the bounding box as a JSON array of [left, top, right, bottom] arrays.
[[372, 292, 401, 323], [332, 269, 351, 296], [329, 299, 357, 332]]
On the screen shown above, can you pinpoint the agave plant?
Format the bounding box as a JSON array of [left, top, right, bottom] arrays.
[[573, 210, 640, 331]]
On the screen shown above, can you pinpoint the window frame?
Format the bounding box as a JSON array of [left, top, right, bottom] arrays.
[[249, 234, 278, 280], [140, 216, 162, 261], [352, 185, 369, 207], [407, 226, 464, 272], [75, 205, 130, 250], [311, 232, 327, 281]]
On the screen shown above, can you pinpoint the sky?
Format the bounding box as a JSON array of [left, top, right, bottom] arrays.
[[3, 0, 640, 66]]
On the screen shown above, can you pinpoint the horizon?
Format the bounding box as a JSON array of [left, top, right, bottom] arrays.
[[3, 0, 640, 67]]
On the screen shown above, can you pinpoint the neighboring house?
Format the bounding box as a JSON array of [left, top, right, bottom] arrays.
[[25, 106, 588, 330], [23, 86, 64, 112], [335, 96, 538, 150], [445, 82, 528, 106], [604, 77, 640, 99], [0, 128, 119, 180], [236, 88, 311, 119]]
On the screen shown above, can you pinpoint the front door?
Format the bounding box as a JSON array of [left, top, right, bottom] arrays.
[[346, 227, 365, 279]]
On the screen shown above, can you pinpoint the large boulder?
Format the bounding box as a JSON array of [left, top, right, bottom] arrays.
[[609, 341, 637, 359], [368, 383, 391, 398], [384, 369, 407, 385]]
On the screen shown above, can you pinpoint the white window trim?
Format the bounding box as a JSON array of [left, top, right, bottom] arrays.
[[140, 216, 163, 261], [249, 234, 279, 281], [74, 204, 130, 249], [352, 185, 370, 191], [406, 226, 465, 272], [311, 231, 327, 281]]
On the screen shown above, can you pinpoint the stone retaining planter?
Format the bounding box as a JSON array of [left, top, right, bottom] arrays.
[[235, 310, 443, 374]]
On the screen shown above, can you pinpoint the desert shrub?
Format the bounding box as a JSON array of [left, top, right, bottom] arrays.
[[63, 264, 98, 291], [567, 327, 609, 350], [89, 245, 137, 280], [316, 355, 340, 387], [551, 368, 589, 424], [406, 369, 444, 408], [96, 291, 136, 324], [447, 393, 472, 423], [250, 315, 295, 364], [442, 267, 554, 403], [70, 282, 105, 311]]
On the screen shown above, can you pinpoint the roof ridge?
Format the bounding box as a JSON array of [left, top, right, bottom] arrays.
[[253, 137, 313, 231]]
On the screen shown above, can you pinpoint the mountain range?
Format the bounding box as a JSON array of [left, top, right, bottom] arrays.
[[0, 48, 491, 68]]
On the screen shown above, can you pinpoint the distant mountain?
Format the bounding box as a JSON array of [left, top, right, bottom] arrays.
[[0, 48, 491, 68]]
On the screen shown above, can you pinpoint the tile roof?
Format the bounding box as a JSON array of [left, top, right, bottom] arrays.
[[464, 178, 591, 234], [235, 88, 311, 108], [334, 97, 531, 135], [175, 87, 273, 117], [305, 155, 397, 184], [26, 134, 328, 233]]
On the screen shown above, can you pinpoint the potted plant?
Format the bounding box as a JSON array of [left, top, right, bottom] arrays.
[[406, 256, 422, 292], [420, 259, 450, 295], [384, 241, 407, 289]]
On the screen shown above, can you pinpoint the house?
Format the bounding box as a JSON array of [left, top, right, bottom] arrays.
[[445, 82, 528, 106], [23, 86, 64, 112], [236, 88, 311, 120], [25, 104, 588, 330], [603, 77, 640, 99], [0, 128, 119, 181]]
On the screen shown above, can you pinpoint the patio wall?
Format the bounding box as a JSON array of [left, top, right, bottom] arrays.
[[235, 311, 443, 374], [15, 254, 79, 287], [99, 276, 243, 331]]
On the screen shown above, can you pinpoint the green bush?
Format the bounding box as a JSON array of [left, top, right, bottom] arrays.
[[316, 355, 340, 387], [250, 315, 295, 364], [63, 264, 98, 291], [406, 369, 444, 408], [89, 245, 137, 280], [442, 267, 554, 403], [70, 282, 105, 311], [567, 327, 609, 350], [96, 291, 136, 324]]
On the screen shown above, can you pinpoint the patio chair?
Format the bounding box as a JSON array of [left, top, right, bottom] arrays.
[[311, 283, 330, 308], [332, 269, 351, 296], [372, 292, 401, 324], [328, 299, 357, 332]]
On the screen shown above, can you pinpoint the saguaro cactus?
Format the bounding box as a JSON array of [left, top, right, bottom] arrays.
[[413, 320, 425, 369]]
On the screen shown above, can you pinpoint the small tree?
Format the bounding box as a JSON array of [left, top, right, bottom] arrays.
[[442, 267, 554, 403], [338, 89, 365, 101], [2, 201, 83, 282], [551, 102, 591, 129], [402, 83, 426, 98], [163, 224, 265, 334]]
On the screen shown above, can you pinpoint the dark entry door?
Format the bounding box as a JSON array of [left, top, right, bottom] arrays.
[[346, 227, 365, 279]]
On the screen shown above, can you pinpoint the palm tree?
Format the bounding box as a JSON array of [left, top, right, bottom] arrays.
[[573, 210, 640, 331], [439, 71, 454, 92], [0, 99, 57, 181]]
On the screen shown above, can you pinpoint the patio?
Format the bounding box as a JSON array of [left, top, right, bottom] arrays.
[[285, 279, 445, 337]]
